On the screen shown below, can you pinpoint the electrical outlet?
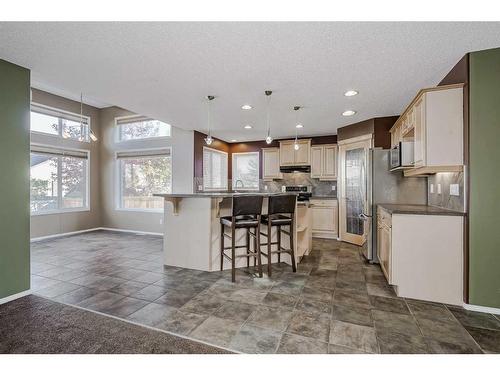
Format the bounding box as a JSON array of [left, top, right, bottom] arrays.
[[264, 185, 268, 191], [430, 184, 434, 194], [198, 185, 203, 191], [331, 185, 336, 191], [437, 184, 442, 194], [281, 186, 286, 193], [450, 184, 460, 196]]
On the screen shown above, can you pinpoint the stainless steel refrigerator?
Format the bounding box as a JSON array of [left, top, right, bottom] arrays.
[[361, 148, 428, 262]]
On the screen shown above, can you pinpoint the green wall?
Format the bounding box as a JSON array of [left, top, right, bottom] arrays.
[[469, 48, 500, 308], [0, 59, 31, 300]]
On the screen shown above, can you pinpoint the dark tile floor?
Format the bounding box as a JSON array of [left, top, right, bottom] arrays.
[[30, 230, 500, 354]]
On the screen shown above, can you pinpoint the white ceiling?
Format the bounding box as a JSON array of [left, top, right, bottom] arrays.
[[1, 22, 500, 141]]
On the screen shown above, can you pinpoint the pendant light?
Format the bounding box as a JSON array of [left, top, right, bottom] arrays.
[[293, 106, 301, 150], [204, 95, 215, 145], [265, 90, 273, 144]]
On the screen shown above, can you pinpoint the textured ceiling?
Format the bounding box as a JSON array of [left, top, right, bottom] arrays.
[[1, 22, 500, 141]]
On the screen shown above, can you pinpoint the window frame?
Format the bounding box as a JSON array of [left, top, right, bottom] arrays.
[[115, 147, 173, 213], [114, 114, 172, 143], [30, 102, 92, 143], [30, 143, 90, 216], [231, 151, 260, 191], [203, 146, 229, 191]]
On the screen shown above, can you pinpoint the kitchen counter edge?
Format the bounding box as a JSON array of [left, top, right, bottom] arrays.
[[377, 204, 466, 216]]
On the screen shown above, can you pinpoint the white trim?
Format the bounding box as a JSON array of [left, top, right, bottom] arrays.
[[98, 227, 163, 236], [114, 208, 163, 214], [463, 303, 500, 315], [31, 227, 101, 242], [0, 289, 32, 305], [231, 151, 260, 191]]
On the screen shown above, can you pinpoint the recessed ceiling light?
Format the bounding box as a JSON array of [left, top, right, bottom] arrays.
[[344, 90, 359, 97], [241, 105, 252, 110], [296, 124, 303, 129], [244, 125, 252, 129], [342, 110, 357, 117], [231, 139, 237, 142]]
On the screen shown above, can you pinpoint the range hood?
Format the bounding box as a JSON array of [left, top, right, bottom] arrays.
[[280, 165, 311, 173]]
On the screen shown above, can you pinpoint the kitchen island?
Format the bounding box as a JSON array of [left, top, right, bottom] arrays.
[[154, 193, 312, 271]]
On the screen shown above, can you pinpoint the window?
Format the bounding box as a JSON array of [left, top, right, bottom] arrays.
[[117, 148, 172, 211], [116, 115, 171, 142], [30, 146, 89, 214], [31, 103, 90, 142], [203, 147, 228, 190], [232, 152, 260, 190]]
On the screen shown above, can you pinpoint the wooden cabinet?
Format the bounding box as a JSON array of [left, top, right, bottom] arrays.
[[262, 148, 282, 180], [377, 207, 392, 284], [311, 199, 338, 239], [390, 84, 464, 176], [279, 139, 311, 166], [310, 144, 337, 180]]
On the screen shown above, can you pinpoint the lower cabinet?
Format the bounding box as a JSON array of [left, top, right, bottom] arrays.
[[377, 211, 392, 284], [311, 199, 338, 239]]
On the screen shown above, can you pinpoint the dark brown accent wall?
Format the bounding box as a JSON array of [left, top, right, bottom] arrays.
[[194, 131, 338, 179], [337, 116, 398, 148], [438, 54, 470, 303]]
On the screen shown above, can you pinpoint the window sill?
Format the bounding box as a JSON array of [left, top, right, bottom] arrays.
[[115, 208, 164, 214], [31, 208, 90, 216]]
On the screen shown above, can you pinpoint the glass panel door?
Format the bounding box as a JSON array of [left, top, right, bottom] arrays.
[[345, 147, 366, 236]]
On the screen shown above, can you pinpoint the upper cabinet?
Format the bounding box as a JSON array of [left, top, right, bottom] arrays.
[[390, 84, 464, 176], [279, 139, 311, 166], [311, 144, 337, 180], [262, 147, 282, 180]]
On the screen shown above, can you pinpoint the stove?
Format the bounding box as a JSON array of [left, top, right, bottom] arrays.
[[284, 185, 313, 201]]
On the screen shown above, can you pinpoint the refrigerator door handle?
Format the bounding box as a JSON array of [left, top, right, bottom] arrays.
[[359, 213, 371, 221]]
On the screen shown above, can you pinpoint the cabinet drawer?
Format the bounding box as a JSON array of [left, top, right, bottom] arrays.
[[310, 199, 337, 208]]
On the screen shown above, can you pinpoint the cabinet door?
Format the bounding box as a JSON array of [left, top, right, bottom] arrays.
[[294, 140, 311, 165], [263, 148, 281, 180], [312, 206, 335, 232], [322, 144, 337, 179], [280, 142, 295, 166], [377, 223, 392, 284], [413, 96, 426, 168], [310, 146, 323, 178]]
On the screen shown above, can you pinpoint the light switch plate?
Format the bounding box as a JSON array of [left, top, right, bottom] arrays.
[[437, 184, 442, 194], [450, 184, 460, 196], [430, 184, 434, 194]]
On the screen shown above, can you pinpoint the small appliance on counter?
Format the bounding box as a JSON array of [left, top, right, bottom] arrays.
[[390, 141, 415, 171]]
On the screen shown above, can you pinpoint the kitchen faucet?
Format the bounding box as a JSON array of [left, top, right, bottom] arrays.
[[234, 179, 244, 189]]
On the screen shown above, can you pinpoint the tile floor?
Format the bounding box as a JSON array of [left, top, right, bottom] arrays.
[[30, 230, 500, 354]]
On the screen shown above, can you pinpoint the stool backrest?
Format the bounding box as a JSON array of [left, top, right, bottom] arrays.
[[268, 194, 297, 215], [232, 195, 264, 217]]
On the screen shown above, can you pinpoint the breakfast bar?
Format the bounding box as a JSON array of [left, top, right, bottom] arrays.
[[154, 193, 312, 272]]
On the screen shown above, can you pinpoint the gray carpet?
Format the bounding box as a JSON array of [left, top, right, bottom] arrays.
[[0, 295, 231, 354]]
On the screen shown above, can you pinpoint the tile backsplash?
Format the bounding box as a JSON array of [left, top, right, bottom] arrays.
[[194, 173, 337, 197], [427, 171, 466, 213]]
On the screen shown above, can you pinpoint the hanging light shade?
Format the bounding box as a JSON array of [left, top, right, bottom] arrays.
[[265, 90, 273, 144], [293, 106, 301, 150], [205, 95, 215, 145]]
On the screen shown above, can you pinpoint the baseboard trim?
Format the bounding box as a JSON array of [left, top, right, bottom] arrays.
[[0, 289, 32, 305], [31, 227, 101, 242], [98, 227, 163, 237], [463, 303, 500, 315]]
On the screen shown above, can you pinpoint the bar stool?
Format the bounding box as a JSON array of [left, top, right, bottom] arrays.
[[260, 194, 297, 276], [220, 195, 264, 282]]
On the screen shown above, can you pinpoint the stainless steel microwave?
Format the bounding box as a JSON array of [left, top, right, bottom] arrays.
[[390, 141, 414, 170]]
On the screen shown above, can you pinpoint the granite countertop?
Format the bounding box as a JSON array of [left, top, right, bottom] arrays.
[[311, 195, 337, 200], [378, 204, 465, 216], [154, 192, 298, 198]]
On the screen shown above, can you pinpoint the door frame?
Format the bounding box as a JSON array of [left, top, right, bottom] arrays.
[[338, 134, 373, 246]]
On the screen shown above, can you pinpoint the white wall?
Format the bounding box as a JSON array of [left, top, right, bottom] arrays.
[[99, 106, 194, 234]]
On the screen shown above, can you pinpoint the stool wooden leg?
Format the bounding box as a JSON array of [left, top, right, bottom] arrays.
[[220, 224, 224, 271], [252, 229, 256, 268], [231, 225, 236, 282], [290, 221, 297, 272], [267, 221, 272, 277], [277, 225, 281, 264], [256, 221, 263, 278], [246, 229, 250, 268]]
